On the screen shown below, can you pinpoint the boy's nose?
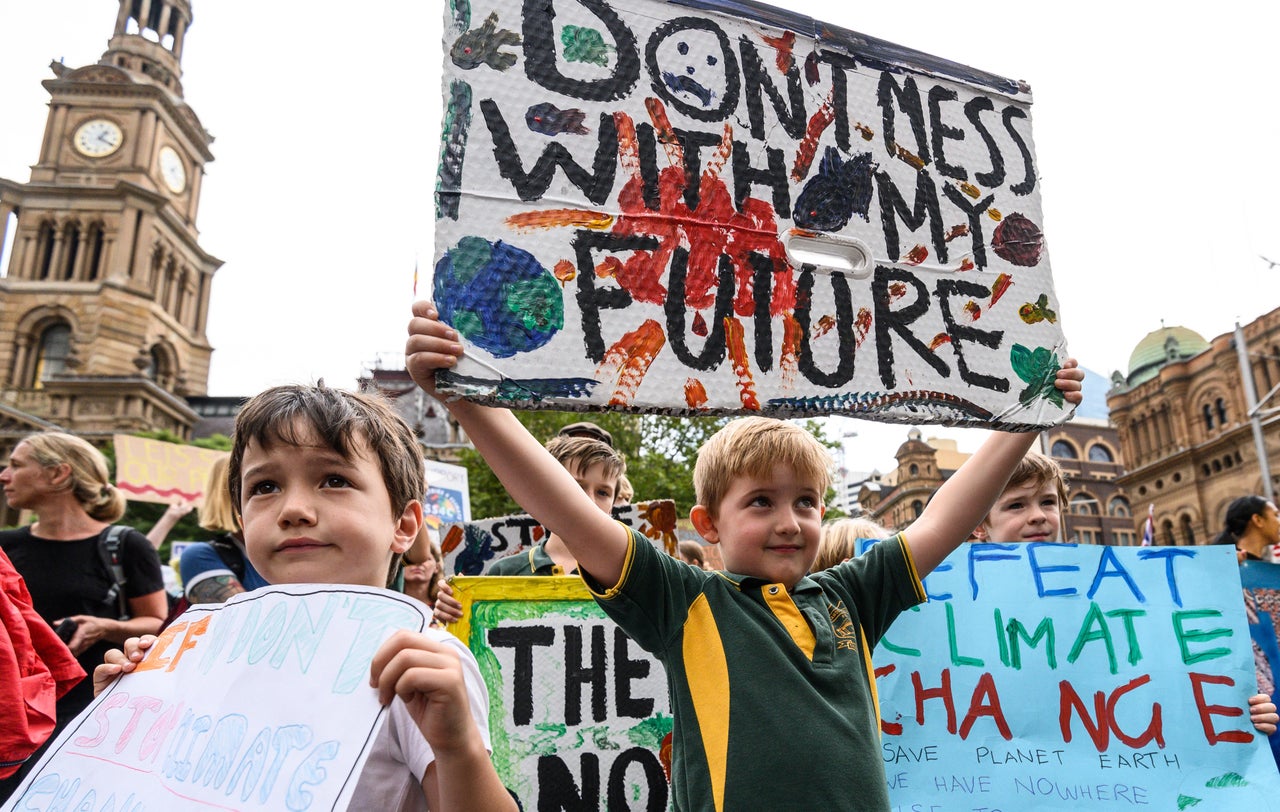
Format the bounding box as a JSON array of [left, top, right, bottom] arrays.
[[277, 493, 317, 526]]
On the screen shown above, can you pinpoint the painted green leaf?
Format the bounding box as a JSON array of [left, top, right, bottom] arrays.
[[1177, 795, 1202, 810], [1011, 344, 1063, 408]]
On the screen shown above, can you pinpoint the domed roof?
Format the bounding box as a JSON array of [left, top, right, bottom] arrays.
[[1126, 325, 1209, 386]]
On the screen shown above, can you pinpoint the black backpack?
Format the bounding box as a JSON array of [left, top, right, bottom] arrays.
[[95, 525, 131, 621], [159, 535, 247, 630]]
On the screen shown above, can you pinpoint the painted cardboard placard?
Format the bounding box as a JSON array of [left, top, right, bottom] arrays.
[[2, 585, 430, 812], [448, 576, 672, 810], [440, 498, 678, 576], [423, 459, 472, 530], [1238, 560, 1280, 760], [113, 433, 226, 506], [873, 542, 1280, 810], [433, 0, 1071, 428]]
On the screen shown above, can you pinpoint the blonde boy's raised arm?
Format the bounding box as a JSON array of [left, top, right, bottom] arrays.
[[903, 359, 1083, 576], [406, 301, 629, 587]]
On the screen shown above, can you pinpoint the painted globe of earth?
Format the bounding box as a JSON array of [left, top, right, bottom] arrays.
[[433, 237, 564, 358]]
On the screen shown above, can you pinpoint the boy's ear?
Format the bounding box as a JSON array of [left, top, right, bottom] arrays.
[[391, 500, 423, 555], [690, 505, 720, 545], [971, 522, 990, 541]]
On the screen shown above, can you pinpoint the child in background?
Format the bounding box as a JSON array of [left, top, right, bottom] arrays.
[[407, 300, 1083, 810], [676, 540, 707, 570], [970, 450, 1066, 543], [95, 385, 514, 812], [811, 517, 891, 572], [432, 433, 625, 624]]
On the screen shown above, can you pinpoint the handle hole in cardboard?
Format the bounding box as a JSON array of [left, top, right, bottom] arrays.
[[784, 233, 872, 278]]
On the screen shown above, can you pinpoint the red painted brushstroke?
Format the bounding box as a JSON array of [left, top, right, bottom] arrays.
[[554, 259, 576, 285], [615, 111, 641, 175], [963, 300, 982, 320], [958, 258, 975, 272], [117, 482, 202, 502], [888, 281, 908, 301], [691, 311, 708, 337], [901, 245, 929, 266], [598, 318, 667, 406], [644, 98, 684, 166], [792, 98, 835, 181], [813, 313, 836, 340], [762, 30, 796, 72], [595, 256, 625, 279], [855, 307, 873, 347], [610, 99, 791, 320], [854, 122, 874, 141], [780, 312, 801, 386], [929, 333, 952, 351], [724, 316, 760, 410], [944, 224, 969, 243], [684, 378, 708, 408], [990, 272, 1013, 305], [441, 524, 464, 555]]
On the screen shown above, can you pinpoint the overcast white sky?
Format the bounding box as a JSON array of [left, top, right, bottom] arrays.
[[2, 1, 1277, 473]]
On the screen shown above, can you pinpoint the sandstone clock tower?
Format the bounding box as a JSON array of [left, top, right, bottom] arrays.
[[0, 0, 219, 445]]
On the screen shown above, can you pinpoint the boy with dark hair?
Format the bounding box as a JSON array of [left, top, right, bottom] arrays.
[[97, 384, 515, 812], [407, 301, 1083, 810]]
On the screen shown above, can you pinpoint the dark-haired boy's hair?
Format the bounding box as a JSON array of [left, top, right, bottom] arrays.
[[227, 384, 424, 518], [1215, 495, 1271, 546]]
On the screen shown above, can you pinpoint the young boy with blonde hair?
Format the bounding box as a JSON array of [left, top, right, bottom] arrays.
[[970, 450, 1067, 543], [407, 301, 1083, 810], [95, 384, 514, 812]]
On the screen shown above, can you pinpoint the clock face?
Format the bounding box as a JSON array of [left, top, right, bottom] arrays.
[[73, 118, 123, 158], [158, 146, 187, 194]]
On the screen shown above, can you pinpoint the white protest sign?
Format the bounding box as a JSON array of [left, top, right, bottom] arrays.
[[423, 459, 472, 531], [3, 585, 429, 812], [433, 0, 1071, 428]]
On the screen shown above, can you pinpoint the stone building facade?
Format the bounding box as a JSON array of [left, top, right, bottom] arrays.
[[1106, 309, 1280, 546]]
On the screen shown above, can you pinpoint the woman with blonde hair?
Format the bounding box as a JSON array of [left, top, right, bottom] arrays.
[[401, 528, 444, 611], [177, 455, 268, 605], [0, 431, 166, 729]]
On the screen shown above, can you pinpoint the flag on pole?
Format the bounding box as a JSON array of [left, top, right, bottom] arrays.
[[1141, 504, 1155, 546]]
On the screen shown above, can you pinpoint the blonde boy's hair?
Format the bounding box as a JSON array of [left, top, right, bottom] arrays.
[[812, 518, 890, 573], [198, 455, 239, 533], [544, 435, 625, 495], [1005, 451, 1068, 508], [693, 417, 831, 515]]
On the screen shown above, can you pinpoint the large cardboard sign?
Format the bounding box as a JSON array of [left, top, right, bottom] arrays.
[[440, 498, 678, 576], [449, 577, 672, 811], [113, 434, 226, 506], [423, 459, 472, 530], [2, 585, 430, 812], [433, 0, 1070, 428], [874, 543, 1280, 810]]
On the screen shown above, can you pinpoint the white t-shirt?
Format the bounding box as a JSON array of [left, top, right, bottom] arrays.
[[347, 628, 493, 811]]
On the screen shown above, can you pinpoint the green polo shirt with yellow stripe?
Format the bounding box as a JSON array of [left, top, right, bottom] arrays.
[[584, 526, 925, 812], [486, 542, 575, 576]]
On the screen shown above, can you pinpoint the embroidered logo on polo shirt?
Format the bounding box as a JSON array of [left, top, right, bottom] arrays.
[[828, 600, 857, 650]]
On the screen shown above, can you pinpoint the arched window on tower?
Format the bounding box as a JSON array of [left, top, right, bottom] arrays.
[[1161, 519, 1176, 546], [61, 221, 80, 280], [909, 463, 919, 477], [1051, 440, 1078, 459], [86, 222, 105, 280], [1088, 444, 1114, 463], [911, 500, 924, 519], [36, 221, 56, 280], [1202, 404, 1214, 432], [145, 343, 177, 391], [1216, 398, 1228, 425], [31, 323, 71, 388]]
